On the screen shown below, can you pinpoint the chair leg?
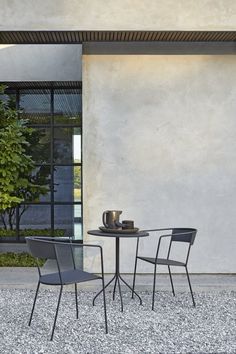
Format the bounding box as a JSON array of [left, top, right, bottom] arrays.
[[50, 285, 63, 341], [185, 266, 196, 307], [152, 264, 157, 311], [101, 278, 108, 334], [168, 266, 175, 297], [29, 281, 40, 326], [132, 257, 138, 299], [113, 276, 118, 300], [75, 283, 78, 319]]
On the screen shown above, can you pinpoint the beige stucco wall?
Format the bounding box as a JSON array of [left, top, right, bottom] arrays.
[[83, 54, 236, 274], [0, 0, 236, 31]]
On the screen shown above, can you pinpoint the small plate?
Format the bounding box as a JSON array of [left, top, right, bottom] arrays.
[[99, 226, 139, 234]]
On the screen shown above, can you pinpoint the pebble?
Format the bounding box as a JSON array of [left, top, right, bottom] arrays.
[[0, 288, 235, 353]]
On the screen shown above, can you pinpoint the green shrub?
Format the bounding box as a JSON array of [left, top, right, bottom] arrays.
[[0, 228, 65, 237], [0, 252, 45, 267]]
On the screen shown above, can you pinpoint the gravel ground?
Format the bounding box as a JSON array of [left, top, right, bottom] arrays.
[[0, 288, 235, 354]]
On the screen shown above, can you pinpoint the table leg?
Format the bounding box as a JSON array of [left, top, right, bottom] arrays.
[[92, 274, 116, 306], [112, 276, 118, 300], [119, 274, 142, 305], [93, 236, 142, 311], [117, 276, 123, 312]]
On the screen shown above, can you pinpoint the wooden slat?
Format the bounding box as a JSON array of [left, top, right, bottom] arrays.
[[171, 31, 182, 41], [3, 31, 13, 43], [150, 31, 158, 41], [0, 30, 235, 43], [1, 81, 82, 90]]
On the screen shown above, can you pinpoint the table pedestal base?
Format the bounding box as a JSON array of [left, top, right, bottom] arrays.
[[93, 238, 142, 312], [93, 273, 142, 312]]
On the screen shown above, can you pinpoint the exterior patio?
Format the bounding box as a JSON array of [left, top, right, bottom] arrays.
[[0, 270, 235, 353], [0, 1, 236, 353]]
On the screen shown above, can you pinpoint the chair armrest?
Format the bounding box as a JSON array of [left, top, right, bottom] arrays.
[[155, 234, 172, 261], [66, 243, 105, 277], [136, 233, 172, 259], [135, 230, 173, 258], [68, 243, 102, 250], [143, 228, 173, 233]]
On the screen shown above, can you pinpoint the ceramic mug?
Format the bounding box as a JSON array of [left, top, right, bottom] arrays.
[[122, 220, 134, 229]]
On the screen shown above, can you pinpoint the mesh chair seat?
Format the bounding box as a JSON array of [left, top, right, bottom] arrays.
[[40, 269, 101, 286], [137, 256, 185, 267]]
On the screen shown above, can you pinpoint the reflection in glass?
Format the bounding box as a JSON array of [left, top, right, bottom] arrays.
[[54, 205, 82, 240], [74, 204, 82, 240], [29, 128, 51, 163], [19, 89, 51, 124], [31, 166, 51, 202], [54, 89, 82, 125], [54, 166, 73, 202], [0, 86, 83, 242], [74, 166, 81, 202], [54, 127, 81, 164], [20, 205, 51, 233], [54, 205, 74, 237], [73, 134, 81, 163]]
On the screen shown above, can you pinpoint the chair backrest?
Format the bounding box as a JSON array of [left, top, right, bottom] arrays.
[[26, 237, 57, 260], [26, 237, 83, 272], [53, 241, 78, 271], [172, 228, 197, 245]]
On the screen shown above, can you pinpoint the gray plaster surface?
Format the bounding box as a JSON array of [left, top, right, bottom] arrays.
[[83, 54, 236, 274], [0, 0, 236, 31], [0, 288, 235, 353], [0, 44, 82, 81]]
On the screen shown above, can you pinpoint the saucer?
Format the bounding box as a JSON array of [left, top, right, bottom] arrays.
[[99, 226, 139, 234]]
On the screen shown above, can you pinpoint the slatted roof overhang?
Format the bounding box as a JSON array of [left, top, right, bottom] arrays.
[[2, 81, 82, 90], [0, 30, 236, 44]]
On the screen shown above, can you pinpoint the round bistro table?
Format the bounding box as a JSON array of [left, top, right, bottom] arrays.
[[88, 229, 149, 311]]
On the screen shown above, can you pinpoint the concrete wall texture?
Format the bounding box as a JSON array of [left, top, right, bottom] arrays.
[[83, 54, 236, 274], [0, 44, 82, 81], [0, 0, 236, 31], [0, 0, 236, 274]]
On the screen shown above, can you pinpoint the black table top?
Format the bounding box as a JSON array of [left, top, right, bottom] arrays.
[[88, 230, 149, 238]]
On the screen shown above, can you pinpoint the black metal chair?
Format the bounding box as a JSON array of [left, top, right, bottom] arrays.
[[26, 237, 108, 340], [132, 228, 197, 310]]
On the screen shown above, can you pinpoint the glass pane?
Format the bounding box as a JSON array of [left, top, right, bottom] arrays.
[[29, 128, 51, 163], [54, 205, 82, 240], [19, 205, 51, 237], [54, 127, 81, 164], [31, 166, 51, 202], [74, 223, 82, 240], [54, 166, 73, 202], [74, 204, 82, 240], [54, 89, 82, 125], [74, 166, 81, 202], [74, 133, 81, 164], [54, 205, 74, 238], [19, 89, 51, 124]]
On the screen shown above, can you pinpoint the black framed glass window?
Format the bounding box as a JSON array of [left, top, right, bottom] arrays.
[[0, 86, 82, 242]]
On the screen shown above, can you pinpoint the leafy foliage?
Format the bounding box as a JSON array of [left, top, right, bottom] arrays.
[[0, 85, 50, 229], [0, 228, 65, 237], [74, 165, 81, 189], [0, 252, 45, 267]]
